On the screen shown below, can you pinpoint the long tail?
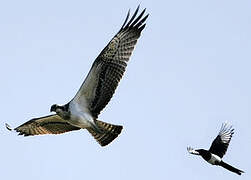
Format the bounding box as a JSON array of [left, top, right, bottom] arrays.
[[219, 161, 244, 175], [87, 120, 123, 147]]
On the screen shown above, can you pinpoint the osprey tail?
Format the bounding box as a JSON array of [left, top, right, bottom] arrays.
[[87, 120, 123, 146], [219, 161, 244, 175]]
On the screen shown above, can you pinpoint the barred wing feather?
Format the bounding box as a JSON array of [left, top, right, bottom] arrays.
[[7, 115, 80, 136], [72, 6, 148, 118]]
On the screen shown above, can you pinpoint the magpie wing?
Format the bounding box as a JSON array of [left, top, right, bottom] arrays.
[[209, 122, 234, 158]]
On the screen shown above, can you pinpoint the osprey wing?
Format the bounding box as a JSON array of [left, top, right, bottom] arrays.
[[72, 6, 148, 118], [209, 122, 234, 158], [6, 114, 80, 136]]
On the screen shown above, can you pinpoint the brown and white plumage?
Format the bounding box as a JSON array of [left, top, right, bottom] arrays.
[[6, 115, 80, 136], [73, 6, 148, 118], [6, 6, 148, 146]]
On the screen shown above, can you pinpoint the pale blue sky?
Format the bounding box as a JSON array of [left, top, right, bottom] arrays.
[[0, 0, 250, 179]]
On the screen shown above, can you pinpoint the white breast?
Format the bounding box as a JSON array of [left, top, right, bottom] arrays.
[[208, 154, 222, 165], [68, 100, 94, 129]]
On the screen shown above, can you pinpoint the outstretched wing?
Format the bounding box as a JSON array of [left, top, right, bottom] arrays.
[[209, 122, 234, 158], [6, 114, 80, 136], [72, 6, 149, 118]]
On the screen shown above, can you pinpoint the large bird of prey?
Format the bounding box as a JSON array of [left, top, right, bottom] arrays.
[[187, 122, 244, 175], [6, 6, 148, 146]]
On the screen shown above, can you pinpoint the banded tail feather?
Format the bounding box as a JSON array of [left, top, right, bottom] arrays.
[[87, 120, 123, 146]]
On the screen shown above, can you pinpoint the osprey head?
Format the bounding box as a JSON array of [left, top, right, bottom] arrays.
[[50, 104, 59, 112], [50, 104, 70, 119]]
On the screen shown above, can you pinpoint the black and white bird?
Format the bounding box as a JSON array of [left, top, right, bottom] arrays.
[[6, 6, 148, 146], [187, 122, 244, 175]]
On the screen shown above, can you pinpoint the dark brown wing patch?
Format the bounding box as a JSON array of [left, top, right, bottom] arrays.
[[88, 7, 148, 118], [89, 60, 126, 118]]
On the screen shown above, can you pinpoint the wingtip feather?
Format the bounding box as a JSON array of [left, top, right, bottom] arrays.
[[219, 122, 234, 135]]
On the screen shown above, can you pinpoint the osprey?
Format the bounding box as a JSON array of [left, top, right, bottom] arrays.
[[187, 122, 244, 175], [6, 6, 148, 146]]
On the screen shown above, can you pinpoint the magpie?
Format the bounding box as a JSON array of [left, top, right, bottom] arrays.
[[6, 6, 148, 146], [187, 122, 244, 175]]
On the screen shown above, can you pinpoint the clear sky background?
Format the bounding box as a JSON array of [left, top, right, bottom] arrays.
[[0, 0, 250, 179]]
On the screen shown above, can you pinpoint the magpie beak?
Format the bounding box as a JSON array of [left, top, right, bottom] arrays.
[[187, 147, 200, 155]]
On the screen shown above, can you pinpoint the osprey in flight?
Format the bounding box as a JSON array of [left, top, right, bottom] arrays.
[[6, 6, 148, 146], [187, 122, 244, 175]]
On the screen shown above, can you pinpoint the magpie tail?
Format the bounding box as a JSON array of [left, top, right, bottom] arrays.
[[219, 161, 244, 175], [87, 120, 123, 147]]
